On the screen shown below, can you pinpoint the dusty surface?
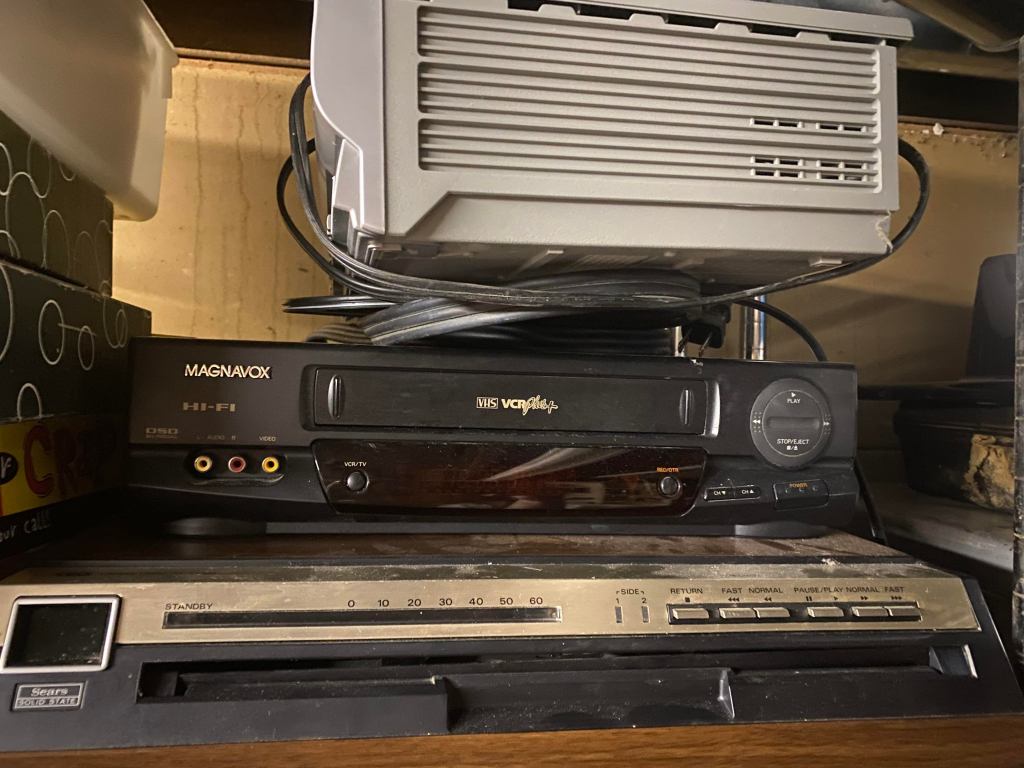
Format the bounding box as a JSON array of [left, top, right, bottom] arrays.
[[33, 527, 893, 563]]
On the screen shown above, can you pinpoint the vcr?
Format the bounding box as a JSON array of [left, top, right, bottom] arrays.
[[127, 338, 859, 535]]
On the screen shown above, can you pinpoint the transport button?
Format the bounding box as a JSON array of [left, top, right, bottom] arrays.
[[669, 607, 711, 623], [886, 605, 922, 620], [754, 607, 791, 620], [718, 607, 757, 620], [806, 606, 845, 619], [851, 606, 889, 619]]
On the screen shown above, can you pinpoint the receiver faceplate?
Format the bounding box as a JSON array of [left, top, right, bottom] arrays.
[[0, 561, 978, 648]]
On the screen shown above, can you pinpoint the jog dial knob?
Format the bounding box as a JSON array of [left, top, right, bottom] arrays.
[[749, 379, 832, 469]]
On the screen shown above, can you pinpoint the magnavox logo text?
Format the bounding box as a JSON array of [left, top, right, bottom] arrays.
[[184, 363, 272, 379]]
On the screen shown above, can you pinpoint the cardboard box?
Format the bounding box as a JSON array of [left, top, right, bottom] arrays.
[[0, 414, 124, 558], [0, 259, 151, 422], [0, 111, 115, 293]]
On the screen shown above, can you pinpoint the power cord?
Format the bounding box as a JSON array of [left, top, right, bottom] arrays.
[[733, 299, 828, 363]]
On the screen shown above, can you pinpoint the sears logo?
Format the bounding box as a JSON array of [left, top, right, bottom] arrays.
[[0, 452, 18, 486], [476, 397, 498, 409]]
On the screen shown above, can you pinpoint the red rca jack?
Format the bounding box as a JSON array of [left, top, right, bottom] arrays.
[[261, 456, 281, 474], [227, 456, 247, 474], [193, 455, 214, 474]]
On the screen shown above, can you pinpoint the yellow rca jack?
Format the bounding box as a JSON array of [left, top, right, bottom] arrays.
[[261, 456, 281, 474], [227, 456, 247, 474], [193, 455, 214, 474]]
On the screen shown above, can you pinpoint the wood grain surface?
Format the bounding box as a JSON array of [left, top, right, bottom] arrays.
[[3, 716, 1022, 768]]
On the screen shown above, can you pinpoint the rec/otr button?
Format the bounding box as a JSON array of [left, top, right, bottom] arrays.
[[658, 475, 682, 498], [345, 471, 369, 493]]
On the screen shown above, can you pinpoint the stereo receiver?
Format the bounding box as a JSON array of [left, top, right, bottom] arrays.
[[0, 531, 1019, 750]]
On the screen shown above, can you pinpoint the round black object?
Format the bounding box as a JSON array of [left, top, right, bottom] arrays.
[[345, 471, 369, 493], [750, 378, 832, 469], [658, 475, 682, 498]]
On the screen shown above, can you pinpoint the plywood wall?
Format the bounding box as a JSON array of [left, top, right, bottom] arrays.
[[113, 59, 327, 342], [746, 124, 1017, 386], [114, 58, 1019, 445]]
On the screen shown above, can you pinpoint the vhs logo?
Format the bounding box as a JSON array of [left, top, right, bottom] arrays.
[[476, 397, 498, 409]]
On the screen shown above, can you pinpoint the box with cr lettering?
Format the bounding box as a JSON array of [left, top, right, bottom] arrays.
[[0, 413, 125, 558], [0, 259, 151, 422], [0, 110, 114, 293]]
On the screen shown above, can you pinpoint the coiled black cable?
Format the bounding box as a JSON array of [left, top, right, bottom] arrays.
[[361, 271, 701, 345]]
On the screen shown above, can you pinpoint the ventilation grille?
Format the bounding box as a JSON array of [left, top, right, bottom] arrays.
[[417, 4, 882, 188]]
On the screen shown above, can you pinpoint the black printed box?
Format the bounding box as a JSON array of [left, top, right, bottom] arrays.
[[0, 110, 114, 293], [0, 259, 150, 422]]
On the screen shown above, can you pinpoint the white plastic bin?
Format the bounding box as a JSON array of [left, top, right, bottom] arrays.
[[0, 0, 177, 220]]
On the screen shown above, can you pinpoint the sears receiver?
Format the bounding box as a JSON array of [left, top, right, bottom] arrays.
[[127, 338, 858, 534], [0, 531, 1020, 750]]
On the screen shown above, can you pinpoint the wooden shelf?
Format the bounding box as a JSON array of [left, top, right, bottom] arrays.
[[3, 715, 1023, 768], [873, 481, 1012, 573]]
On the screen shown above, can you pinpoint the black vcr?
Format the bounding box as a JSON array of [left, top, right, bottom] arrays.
[[127, 338, 859, 535]]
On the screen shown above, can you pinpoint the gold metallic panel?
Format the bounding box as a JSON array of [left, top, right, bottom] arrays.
[[0, 560, 979, 646]]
